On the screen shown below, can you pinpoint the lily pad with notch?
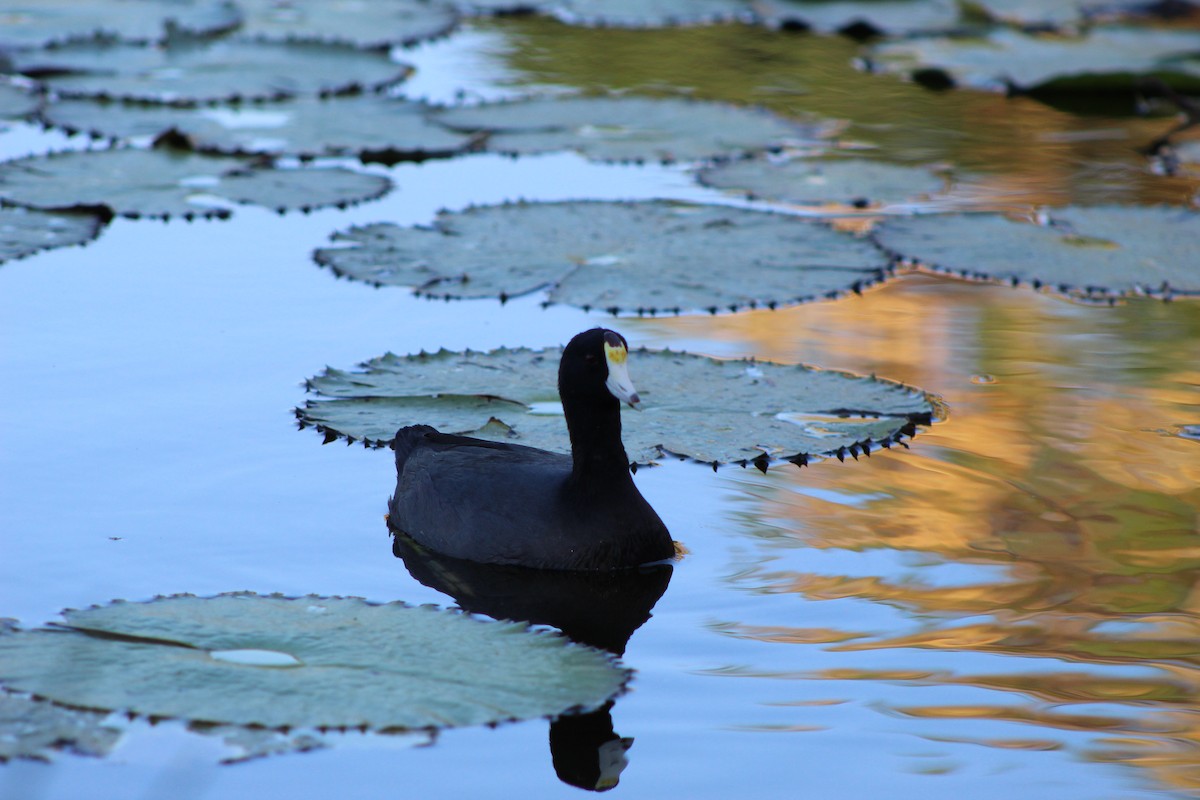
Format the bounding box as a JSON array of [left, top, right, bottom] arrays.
[[431, 95, 833, 162], [8, 38, 413, 106], [0, 593, 629, 731], [698, 156, 948, 207], [315, 200, 889, 314], [40, 95, 473, 161], [0, 0, 242, 48], [297, 344, 938, 467], [0, 692, 121, 762], [234, 0, 459, 48], [0, 206, 111, 264], [0, 147, 392, 219], [873, 205, 1200, 301]]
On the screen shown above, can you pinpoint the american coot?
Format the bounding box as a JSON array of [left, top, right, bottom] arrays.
[[388, 328, 674, 571]]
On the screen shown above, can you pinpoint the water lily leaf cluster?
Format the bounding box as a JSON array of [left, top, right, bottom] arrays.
[[298, 344, 936, 466], [315, 199, 889, 314], [0, 206, 110, 264], [8, 39, 413, 106], [873, 205, 1200, 300], [697, 157, 947, 207], [40, 95, 472, 160], [0, 594, 629, 731], [869, 28, 1200, 96], [0, 0, 243, 47], [0, 147, 391, 219], [432, 95, 831, 162]]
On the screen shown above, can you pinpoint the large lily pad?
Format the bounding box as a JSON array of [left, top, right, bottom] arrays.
[[40, 95, 472, 160], [9, 39, 413, 105], [235, 0, 459, 47], [431, 95, 831, 162], [298, 345, 937, 466], [0, 594, 628, 730], [0, 0, 242, 47], [0, 147, 391, 219], [870, 28, 1200, 95], [0, 693, 121, 761], [697, 157, 947, 207], [314, 200, 889, 314], [0, 206, 110, 263], [873, 205, 1200, 300], [546, 0, 751, 27]]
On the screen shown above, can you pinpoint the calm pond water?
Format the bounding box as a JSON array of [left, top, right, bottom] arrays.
[[2, 16, 1199, 800]]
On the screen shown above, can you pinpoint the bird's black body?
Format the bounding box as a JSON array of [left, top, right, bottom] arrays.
[[387, 329, 673, 571]]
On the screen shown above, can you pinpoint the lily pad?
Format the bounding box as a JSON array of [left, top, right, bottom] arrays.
[[546, 0, 751, 27], [298, 345, 936, 466], [431, 95, 831, 162], [873, 205, 1200, 300], [756, 0, 962, 36], [40, 95, 472, 160], [9, 39, 413, 105], [0, 147, 391, 219], [235, 0, 459, 47], [0, 206, 110, 263], [697, 157, 947, 207], [870, 28, 1200, 95], [0, 81, 42, 124], [314, 200, 889, 314], [0, 594, 629, 730], [0, 0, 242, 47], [0, 693, 121, 761]]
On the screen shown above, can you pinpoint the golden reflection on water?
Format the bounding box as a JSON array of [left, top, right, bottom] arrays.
[[641, 275, 1200, 793]]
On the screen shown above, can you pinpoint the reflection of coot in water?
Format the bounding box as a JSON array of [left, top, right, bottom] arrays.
[[387, 328, 673, 570], [393, 533, 672, 791]]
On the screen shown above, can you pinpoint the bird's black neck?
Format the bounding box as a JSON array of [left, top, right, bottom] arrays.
[[562, 393, 632, 489]]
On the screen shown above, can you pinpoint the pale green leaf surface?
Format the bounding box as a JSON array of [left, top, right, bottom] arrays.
[[0, 207, 109, 264], [314, 200, 888, 313], [0, 594, 628, 730], [0, 149, 391, 218], [433, 95, 831, 162], [234, 0, 459, 47], [299, 345, 936, 465], [41, 96, 470, 158], [698, 157, 947, 206], [874, 205, 1200, 299], [9, 39, 412, 104], [0, 0, 242, 47]]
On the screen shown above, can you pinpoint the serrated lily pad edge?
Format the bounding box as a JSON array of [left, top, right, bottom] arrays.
[[0, 591, 632, 733], [294, 347, 942, 471], [871, 217, 1200, 303]]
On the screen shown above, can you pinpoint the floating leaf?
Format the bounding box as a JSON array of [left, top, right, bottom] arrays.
[[0, 0, 242, 47], [873, 205, 1200, 300], [755, 0, 961, 36], [0, 594, 628, 730], [432, 95, 830, 162], [40, 95, 471, 160], [698, 157, 947, 207], [870, 28, 1200, 95], [298, 345, 936, 466], [545, 0, 751, 27], [0, 81, 41, 124], [234, 0, 459, 47], [9, 39, 413, 105], [0, 148, 391, 219], [0, 206, 110, 264], [315, 200, 888, 314], [0, 693, 121, 761]]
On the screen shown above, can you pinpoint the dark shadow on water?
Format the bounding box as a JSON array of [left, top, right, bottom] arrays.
[[392, 532, 673, 792]]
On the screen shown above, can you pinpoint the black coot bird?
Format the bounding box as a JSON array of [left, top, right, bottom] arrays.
[[387, 328, 674, 571]]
